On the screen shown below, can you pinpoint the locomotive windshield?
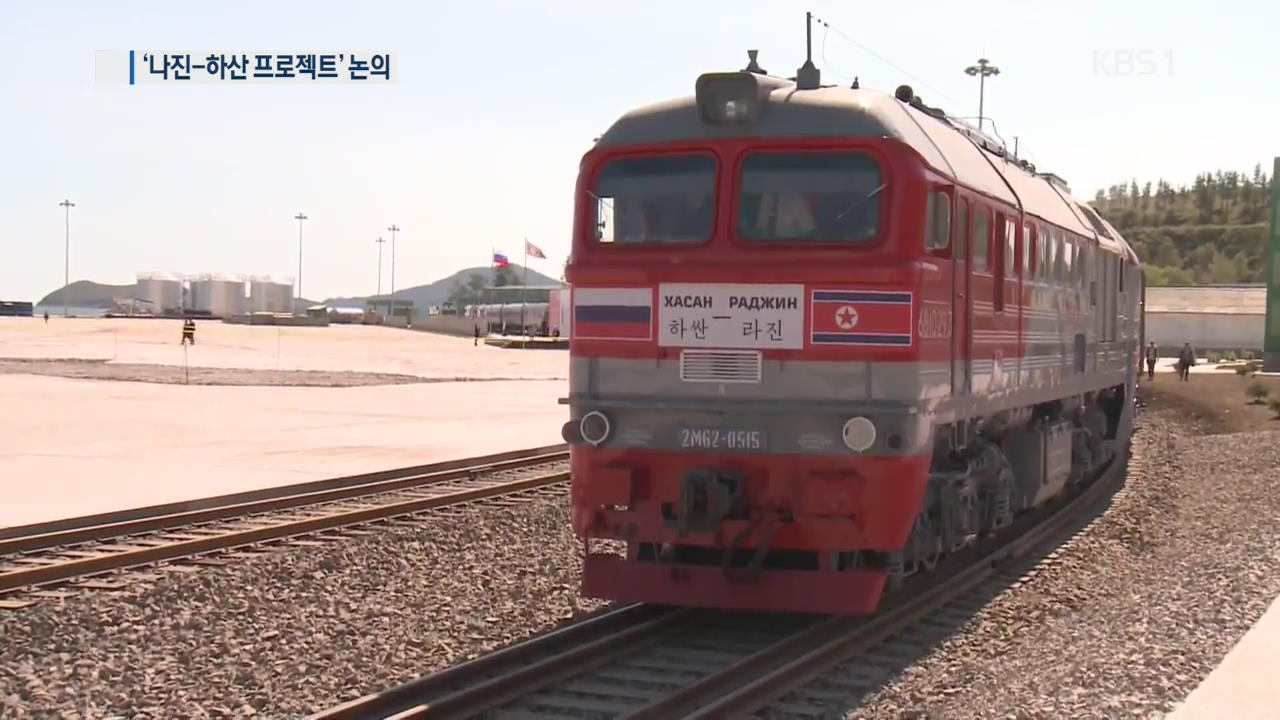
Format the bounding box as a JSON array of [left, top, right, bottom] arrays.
[[738, 152, 883, 243], [592, 154, 715, 245]]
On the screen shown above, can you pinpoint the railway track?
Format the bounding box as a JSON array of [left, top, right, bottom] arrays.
[[311, 447, 1131, 720], [0, 445, 570, 608]]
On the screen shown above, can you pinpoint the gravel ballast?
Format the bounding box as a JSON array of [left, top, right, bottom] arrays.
[[4, 385, 1279, 718], [833, 399, 1280, 719], [0, 498, 602, 718]]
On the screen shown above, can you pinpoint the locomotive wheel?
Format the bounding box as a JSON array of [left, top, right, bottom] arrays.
[[885, 550, 908, 590], [918, 542, 943, 572]]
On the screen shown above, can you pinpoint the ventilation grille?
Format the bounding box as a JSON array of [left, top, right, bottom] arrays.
[[679, 349, 762, 384]]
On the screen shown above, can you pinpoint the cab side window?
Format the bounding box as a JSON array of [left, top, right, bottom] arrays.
[[924, 191, 952, 252], [1022, 223, 1033, 276], [972, 208, 990, 271]]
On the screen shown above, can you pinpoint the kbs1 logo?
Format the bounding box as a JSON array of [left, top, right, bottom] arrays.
[[1092, 49, 1173, 77]]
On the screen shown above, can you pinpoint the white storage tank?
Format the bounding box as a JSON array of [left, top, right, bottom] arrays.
[[249, 275, 294, 313], [136, 272, 184, 314], [189, 273, 246, 316]]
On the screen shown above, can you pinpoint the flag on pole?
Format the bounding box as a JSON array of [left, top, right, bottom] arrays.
[[525, 240, 546, 260], [492, 251, 509, 267]]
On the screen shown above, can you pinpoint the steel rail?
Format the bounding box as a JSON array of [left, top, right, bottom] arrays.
[[0, 444, 569, 540], [316, 447, 1128, 720], [0, 465, 569, 595], [628, 447, 1130, 719], [307, 604, 688, 720], [0, 449, 568, 556], [308, 602, 670, 717]]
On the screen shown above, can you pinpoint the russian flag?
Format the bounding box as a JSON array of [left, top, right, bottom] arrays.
[[492, 252, 509, 267], [572, 287, 652, 341], [810, 289, 914, 346]]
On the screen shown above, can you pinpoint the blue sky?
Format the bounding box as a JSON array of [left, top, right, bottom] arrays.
[[0, 0, 1273, 302]]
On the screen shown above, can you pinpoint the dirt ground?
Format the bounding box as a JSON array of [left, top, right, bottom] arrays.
[[0, 357, 501, 387], [1138, 371, 1280, 433]]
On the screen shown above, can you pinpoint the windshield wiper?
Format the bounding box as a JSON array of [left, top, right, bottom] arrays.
[[834, 183, 886, 221]]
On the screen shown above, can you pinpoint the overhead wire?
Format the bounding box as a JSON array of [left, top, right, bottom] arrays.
[[809, 14, 963, 109], [810, 13, 1036, 163]]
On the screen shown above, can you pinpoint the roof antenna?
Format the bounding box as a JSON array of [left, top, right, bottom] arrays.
[[796, 11, 821, 89], [743, 49, 766, 75]]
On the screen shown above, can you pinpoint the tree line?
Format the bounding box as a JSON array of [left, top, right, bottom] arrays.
[[1091, 164, 1274, 286]]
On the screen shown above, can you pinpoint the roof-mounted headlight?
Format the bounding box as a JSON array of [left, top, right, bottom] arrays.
[[695, 72, 761, 126]]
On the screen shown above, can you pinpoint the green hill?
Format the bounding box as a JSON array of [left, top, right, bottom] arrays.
[[37, 280, 137, 308], [323, 264, 561, 308], [1090, 165, 1273, 285]]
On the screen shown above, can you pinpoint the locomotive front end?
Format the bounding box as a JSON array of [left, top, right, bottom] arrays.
[[562, 69, 944, 615]]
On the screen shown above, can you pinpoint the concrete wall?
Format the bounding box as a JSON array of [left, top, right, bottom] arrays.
[[222, 313, 327, 327], [1144, 285, 1265, 314], [1146, 312, 1264, 352], [409, 315, 476, 337]]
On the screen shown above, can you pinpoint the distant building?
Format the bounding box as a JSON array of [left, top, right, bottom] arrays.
[[109, 297, 158, 315], [1144, 284, 1265, 352], [136, 272, 293, 316], [0, 300, 34, 317], [189, 273, 246, 316], [249, 276, 294, 314], [485, 284, 562, 304], [136, 272, 184, 314], [366, 297, 415, 321]]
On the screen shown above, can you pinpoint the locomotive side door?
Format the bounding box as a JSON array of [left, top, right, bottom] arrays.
[[952, 196, 972, 395]]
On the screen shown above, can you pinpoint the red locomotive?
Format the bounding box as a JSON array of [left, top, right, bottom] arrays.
[[562, 47, 1142, 615]]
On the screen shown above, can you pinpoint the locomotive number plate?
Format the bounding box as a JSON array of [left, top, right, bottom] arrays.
[[679, 426, 768, 451]]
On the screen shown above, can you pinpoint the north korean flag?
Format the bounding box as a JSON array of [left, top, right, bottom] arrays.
[[810, 289, 914, 346]]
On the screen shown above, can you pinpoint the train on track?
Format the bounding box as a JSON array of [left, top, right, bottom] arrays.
[[561, 42, 1142, 615], [472, 302, 552, 336]]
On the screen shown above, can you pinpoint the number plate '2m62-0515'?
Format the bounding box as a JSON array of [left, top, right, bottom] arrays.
[[678, 427, 768, 451]]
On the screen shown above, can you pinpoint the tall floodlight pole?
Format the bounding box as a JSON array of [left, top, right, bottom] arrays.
[[387, 224, 400, 322], [294, 212, 307, 314], [964, 58, 1000, 132], [375, 236, 385, 303], [59, 199, 75, 318], [1264, 157, 1280, 371]]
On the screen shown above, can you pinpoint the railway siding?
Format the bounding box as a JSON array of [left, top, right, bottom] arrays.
[[2, 386, 1277, 718], [0, 449, 568, 607]]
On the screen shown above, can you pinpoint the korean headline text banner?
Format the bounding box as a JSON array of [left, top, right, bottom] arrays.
[[94, 51, 396, 85]]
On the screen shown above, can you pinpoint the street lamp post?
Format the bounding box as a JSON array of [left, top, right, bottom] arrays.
[[59, 199, 75, 318], [375, 236, 385, 301], [294, 212, 307, 314], [964, 58, 1000, 132], [387, 224, 400, 322]]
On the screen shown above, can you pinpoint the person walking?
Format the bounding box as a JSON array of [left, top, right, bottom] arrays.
[[181, 318, 196, 346], [1144, 341, 1158, 381], [474, 323, 480, 347], [1177, 342, 1195, 381]]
